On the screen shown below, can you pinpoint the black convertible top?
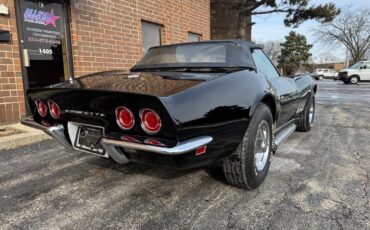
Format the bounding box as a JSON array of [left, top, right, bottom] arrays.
[[131, 40, 259, 71]]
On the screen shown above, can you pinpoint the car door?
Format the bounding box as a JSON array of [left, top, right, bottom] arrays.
[[359, 63, 370, 80], [329, 70, 336, 77], [250, 48, 299, 128], [323, 69, 329, 78]]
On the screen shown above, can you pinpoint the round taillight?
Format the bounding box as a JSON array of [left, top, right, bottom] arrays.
[[140, 108, 161, 134], [35, 99, 47, 117], [116, 107, 135, 130], [48, 100, 60, 119]]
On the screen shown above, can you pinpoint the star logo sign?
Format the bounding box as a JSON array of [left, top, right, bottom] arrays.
[[45, 9, 60, 28]]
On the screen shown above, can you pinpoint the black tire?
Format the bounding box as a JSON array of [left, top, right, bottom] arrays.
[[318, 75, 324, 81], [297, 94, 315, 132], [349, 76, 359, 84], [222, 104, 273, 189]]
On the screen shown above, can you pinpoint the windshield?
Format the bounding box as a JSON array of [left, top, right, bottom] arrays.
[[136, 43, 227, 66], [349, 62, 363, 69]]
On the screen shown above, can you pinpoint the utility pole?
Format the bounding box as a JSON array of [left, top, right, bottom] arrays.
[[345, 48, 349, 68]]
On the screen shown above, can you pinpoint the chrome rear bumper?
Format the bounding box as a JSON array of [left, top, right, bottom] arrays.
[[21, 117, 74, 151], [100, 136, 213, 155], [20, 117, 213, 160]]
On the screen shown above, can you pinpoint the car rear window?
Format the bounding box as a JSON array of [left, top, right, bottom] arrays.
[[137, 43, 227, 65]]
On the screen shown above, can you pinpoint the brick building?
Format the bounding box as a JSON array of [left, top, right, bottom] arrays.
[[313, 63, 347, 72], [0, 0, 210, 124]]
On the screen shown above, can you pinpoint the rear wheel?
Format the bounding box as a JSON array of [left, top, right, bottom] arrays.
[[297, 94, 315, 132], [318, 75, 324, 80], [222, 104, 273, 189]]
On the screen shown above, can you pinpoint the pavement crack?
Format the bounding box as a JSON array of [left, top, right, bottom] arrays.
[[327, 213, 345, 230], [226, 201, 246, 229], [334, 217, 344, 230], [226, 202, 242, 230], [354, 151, 370, 212], [313, 204, 352, 230]]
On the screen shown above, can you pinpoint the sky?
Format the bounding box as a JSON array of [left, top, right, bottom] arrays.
[[252, 0, 370, 63]]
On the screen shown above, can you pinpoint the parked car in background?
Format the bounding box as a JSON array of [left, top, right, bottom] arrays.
[[21, 40, 317, 190], [338, 61, 370, 84], [312, 68, 338, 80]]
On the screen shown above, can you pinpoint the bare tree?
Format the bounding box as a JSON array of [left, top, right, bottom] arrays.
[[313, 8, 370, 63], [318, 52, 341, 64], [366, 49, 370, 60], [258, 40, 281, 65]]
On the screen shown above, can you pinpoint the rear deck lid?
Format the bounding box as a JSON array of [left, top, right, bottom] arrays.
[[49, 71, 226, 97]]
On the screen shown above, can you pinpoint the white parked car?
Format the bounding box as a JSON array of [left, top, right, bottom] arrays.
[[313, 68, 338, 80], [338, 61, 370, 84]]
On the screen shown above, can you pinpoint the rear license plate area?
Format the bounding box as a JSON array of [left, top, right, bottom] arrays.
[[74, 125, 105, 155]]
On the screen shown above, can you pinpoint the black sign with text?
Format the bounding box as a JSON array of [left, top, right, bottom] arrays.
[[20, 1, 63, 60]]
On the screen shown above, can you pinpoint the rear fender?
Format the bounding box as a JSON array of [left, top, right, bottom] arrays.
[[162, 70, 270, 157]]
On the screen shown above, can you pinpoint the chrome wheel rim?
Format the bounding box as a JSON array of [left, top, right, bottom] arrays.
[[254, 120, 270, 172], [351, 77, 357, 84], [309, 100, 314, 124]]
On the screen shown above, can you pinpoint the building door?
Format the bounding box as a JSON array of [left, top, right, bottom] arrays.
[[16, 0, 73, 89]]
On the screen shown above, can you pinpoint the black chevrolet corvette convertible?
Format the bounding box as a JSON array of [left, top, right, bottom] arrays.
[[22, 40, 316, 189]]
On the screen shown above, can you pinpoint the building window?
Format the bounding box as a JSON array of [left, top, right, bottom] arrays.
[[141, 21, 162, 54], [188, 32, 201, 42]]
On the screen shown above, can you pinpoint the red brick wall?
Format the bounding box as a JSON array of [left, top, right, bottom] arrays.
[[0, 0, 26, 125], [69, 0, 210, 76]]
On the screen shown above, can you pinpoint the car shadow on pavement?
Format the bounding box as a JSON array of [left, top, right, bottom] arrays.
[[84, 156, 229, 185], [204, 165, 229, 185], [84, 156, 204, 180]]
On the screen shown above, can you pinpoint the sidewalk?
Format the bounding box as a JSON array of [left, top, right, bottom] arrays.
[[0, 123, 50, 151]]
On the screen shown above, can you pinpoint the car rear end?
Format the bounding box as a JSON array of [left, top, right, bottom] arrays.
[[22, 87, 213, 169], [337, 71, 348, 81], [21, 40, 256, 170], [312, 69, 323, 80]]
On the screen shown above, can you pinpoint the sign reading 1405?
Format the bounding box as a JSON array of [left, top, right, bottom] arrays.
[[38, 49, 53, 55]]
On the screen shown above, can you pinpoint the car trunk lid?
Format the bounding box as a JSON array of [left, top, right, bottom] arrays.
[[49, 70, 226, 97]]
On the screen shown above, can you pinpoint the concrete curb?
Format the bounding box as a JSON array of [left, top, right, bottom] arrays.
[[0, 123, 50, 151]]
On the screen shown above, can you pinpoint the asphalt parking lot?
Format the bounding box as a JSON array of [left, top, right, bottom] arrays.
[[0, 80, 369, 229]]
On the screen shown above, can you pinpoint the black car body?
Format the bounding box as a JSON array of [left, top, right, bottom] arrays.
[[22, 40, 317, 189]]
